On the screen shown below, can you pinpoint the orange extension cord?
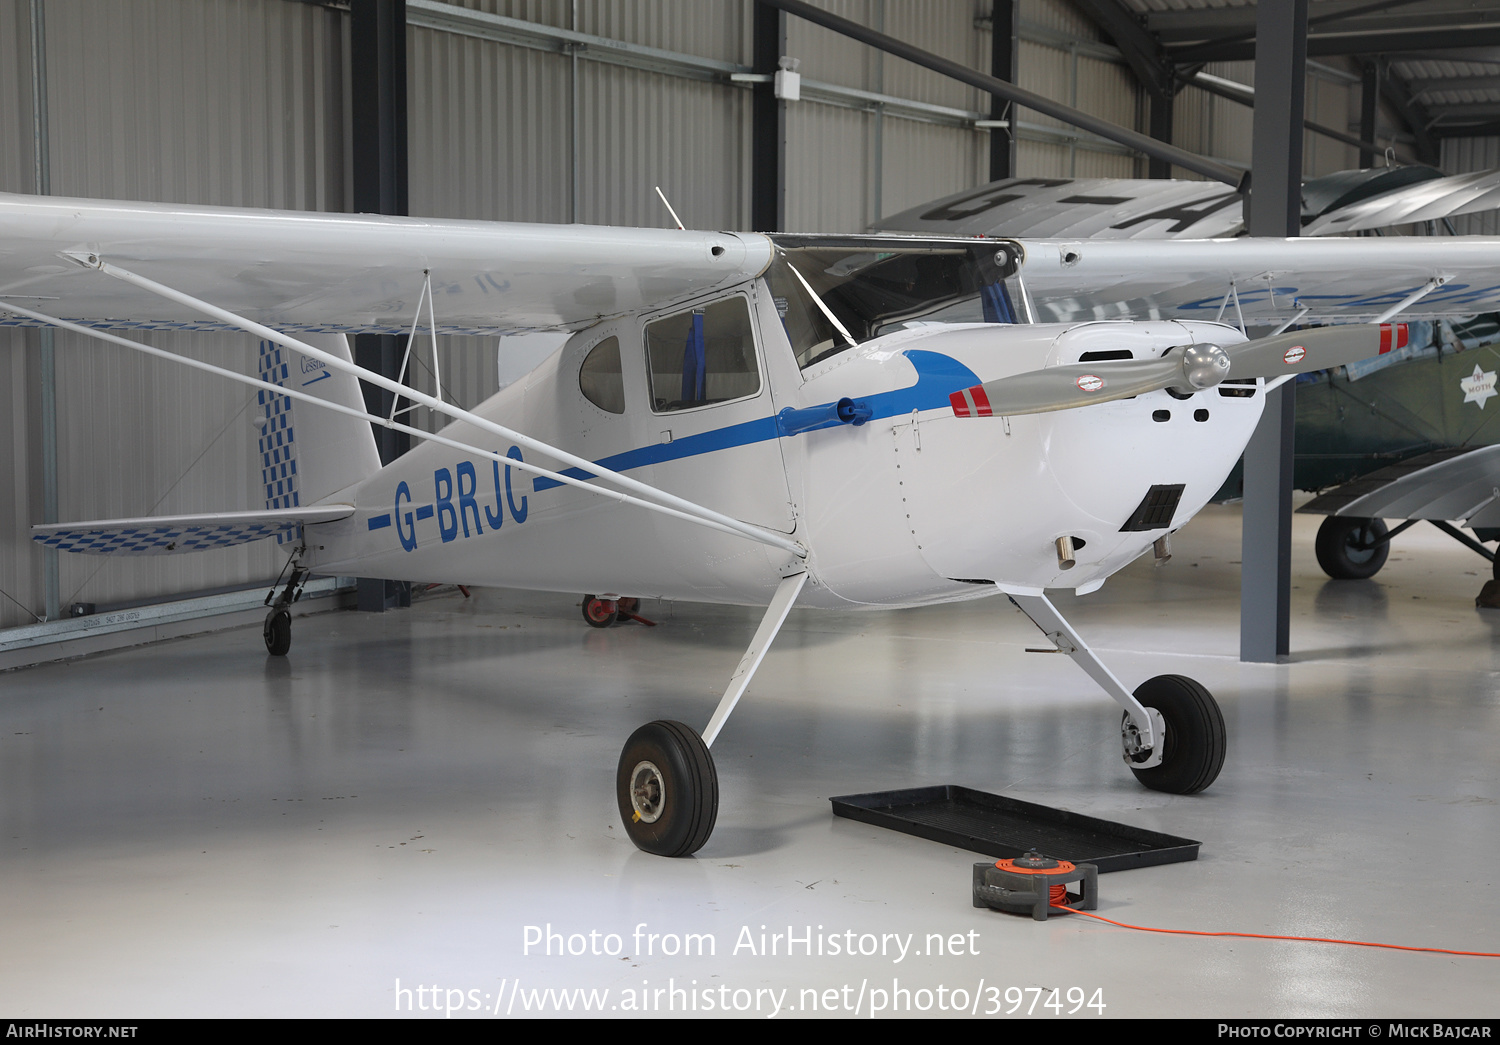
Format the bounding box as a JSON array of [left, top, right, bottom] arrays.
[[1048, 895, 1500, 958]]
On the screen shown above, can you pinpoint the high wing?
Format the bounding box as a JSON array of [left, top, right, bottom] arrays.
[[1014, 237, 1500, 325], [873, 176, 1247, 240], [876, 166, 1500, 242], [0, 192, 772, 337], [8, 191, 1500, 337]]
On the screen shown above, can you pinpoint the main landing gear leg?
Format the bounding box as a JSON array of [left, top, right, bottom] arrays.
[[616, 572, 808, 857], [1008, 592, 1226, 795], [263, 565, 307, 657]]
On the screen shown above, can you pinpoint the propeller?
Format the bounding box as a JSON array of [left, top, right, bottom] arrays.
[[949, 323, 1408, 418]]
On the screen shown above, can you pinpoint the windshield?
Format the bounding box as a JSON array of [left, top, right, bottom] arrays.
[[765, 235, 1024, 369]]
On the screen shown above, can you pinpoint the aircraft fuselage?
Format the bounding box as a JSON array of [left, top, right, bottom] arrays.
[[302, 277, 1263, 611]]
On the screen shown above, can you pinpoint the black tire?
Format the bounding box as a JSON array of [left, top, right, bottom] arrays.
[[616, 720, 718, 857], [1126, 674, 1226, 795], [263, 609, 291, 657], [582, 595, 617, 628], [1314, 516, 1389, 580]]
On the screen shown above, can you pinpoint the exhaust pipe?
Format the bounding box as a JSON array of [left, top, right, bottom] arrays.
[[1055, 535, 1076, 571], [1153, 535, 1172, 566]]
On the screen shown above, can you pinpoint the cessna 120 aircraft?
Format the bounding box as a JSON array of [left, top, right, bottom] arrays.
[[5, 190, 1500, 857]]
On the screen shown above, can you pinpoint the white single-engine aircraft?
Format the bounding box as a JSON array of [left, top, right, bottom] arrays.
[[5, 191, 1499, 857]]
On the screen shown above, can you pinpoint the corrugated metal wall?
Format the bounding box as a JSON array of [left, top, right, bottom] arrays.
[[0, 0, 40, 629], [0, 0, 346, 628], [0, 0, 1449, 631]]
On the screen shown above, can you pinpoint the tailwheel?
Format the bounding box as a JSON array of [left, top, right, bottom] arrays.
[[1124, 674, 1225, 795], [617, 720, 718, 857], [263, 609, 291, 657], [581, 595, 618, 628]]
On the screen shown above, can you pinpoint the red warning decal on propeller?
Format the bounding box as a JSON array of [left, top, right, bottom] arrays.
[[1283, 345, 1306, 365], [1076, 374, 1104, 393], [949, 386, 993, 418], [1379, 322, 1409, 354]]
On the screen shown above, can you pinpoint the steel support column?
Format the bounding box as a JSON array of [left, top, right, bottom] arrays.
[[352, 0, 411, 612], [989, 0, 1017, 182], [1360, 61, 1380, 167], [1148, 92, 1174, 179], [751, 1, 786, 232], [1241, 0, 1307, 663]]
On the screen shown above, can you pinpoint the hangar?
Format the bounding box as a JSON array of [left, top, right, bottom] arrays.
[[2, 0, 1499, 1019]]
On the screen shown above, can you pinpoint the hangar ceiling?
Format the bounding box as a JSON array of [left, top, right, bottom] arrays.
[[1073, 0, 1500, 165]]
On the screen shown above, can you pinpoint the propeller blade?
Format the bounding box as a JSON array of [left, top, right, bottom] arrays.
[[948, 323, 1409, 419], [950, 343, 1230, 417], [1224, 322, 1407, 379]]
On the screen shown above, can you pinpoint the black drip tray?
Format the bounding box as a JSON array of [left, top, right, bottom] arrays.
[[830, 785, 1200, 873]]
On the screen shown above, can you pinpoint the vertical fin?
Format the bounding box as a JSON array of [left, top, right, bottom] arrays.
[[258, 333, 382, 541]]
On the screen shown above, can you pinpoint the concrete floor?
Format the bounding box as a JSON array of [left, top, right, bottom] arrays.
[[2, 504, 1498, 1019]]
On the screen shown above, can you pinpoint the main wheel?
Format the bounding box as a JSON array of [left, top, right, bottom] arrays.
[[1315, 516, 1389, 579], [263, 609, 291, 657], [581, 595, 617, 628], [616, 720, 718, 857], [1125, 674, 1225, 795]]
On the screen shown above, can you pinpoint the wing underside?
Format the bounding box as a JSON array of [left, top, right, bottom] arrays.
[[0, 192, 773, 337]]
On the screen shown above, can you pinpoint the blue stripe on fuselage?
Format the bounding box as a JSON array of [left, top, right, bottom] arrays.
[[531, 349, 978, 492]]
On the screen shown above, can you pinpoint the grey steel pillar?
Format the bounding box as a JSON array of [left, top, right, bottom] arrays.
[[352, 0, 411, 612], [751, 2, 786, 232], [988, 0, 1017, 182], [1360, 62, 1379, 169], [1240, 0, 1307, 663], [1148, 92, 1174, 179]]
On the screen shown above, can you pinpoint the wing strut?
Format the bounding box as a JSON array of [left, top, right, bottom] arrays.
[[50, 254, 807, 560], [701, 571, 807, 747], [0, 298, 804, 557]]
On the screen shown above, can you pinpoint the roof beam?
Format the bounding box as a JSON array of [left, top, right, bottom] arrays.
[[1149, 0, 1500, 42], [1173, 24, 1500, 62], [1410, 74, 1500, 97], [1067, 0, 1174, 97], [1169, 0, 1429, 62], [758, 0, 1247, 188]]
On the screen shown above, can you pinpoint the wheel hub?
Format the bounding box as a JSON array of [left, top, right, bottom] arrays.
[[629, 760, 666, 823], [1120, 708, 1167, 770]]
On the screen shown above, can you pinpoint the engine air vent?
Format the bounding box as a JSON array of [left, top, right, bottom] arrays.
[[1120, 484, 1186, 532]]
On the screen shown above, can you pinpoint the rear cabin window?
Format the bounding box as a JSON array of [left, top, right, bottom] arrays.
[[644, 297, 760, 413], [578, 336, 625, 414]]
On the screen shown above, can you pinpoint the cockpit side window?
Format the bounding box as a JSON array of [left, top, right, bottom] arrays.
[[644, 297, 760, 413], [579, 336, 625, 414]]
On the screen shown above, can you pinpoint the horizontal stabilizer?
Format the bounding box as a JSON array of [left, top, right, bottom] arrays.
[[32, 506, 353, 556]]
